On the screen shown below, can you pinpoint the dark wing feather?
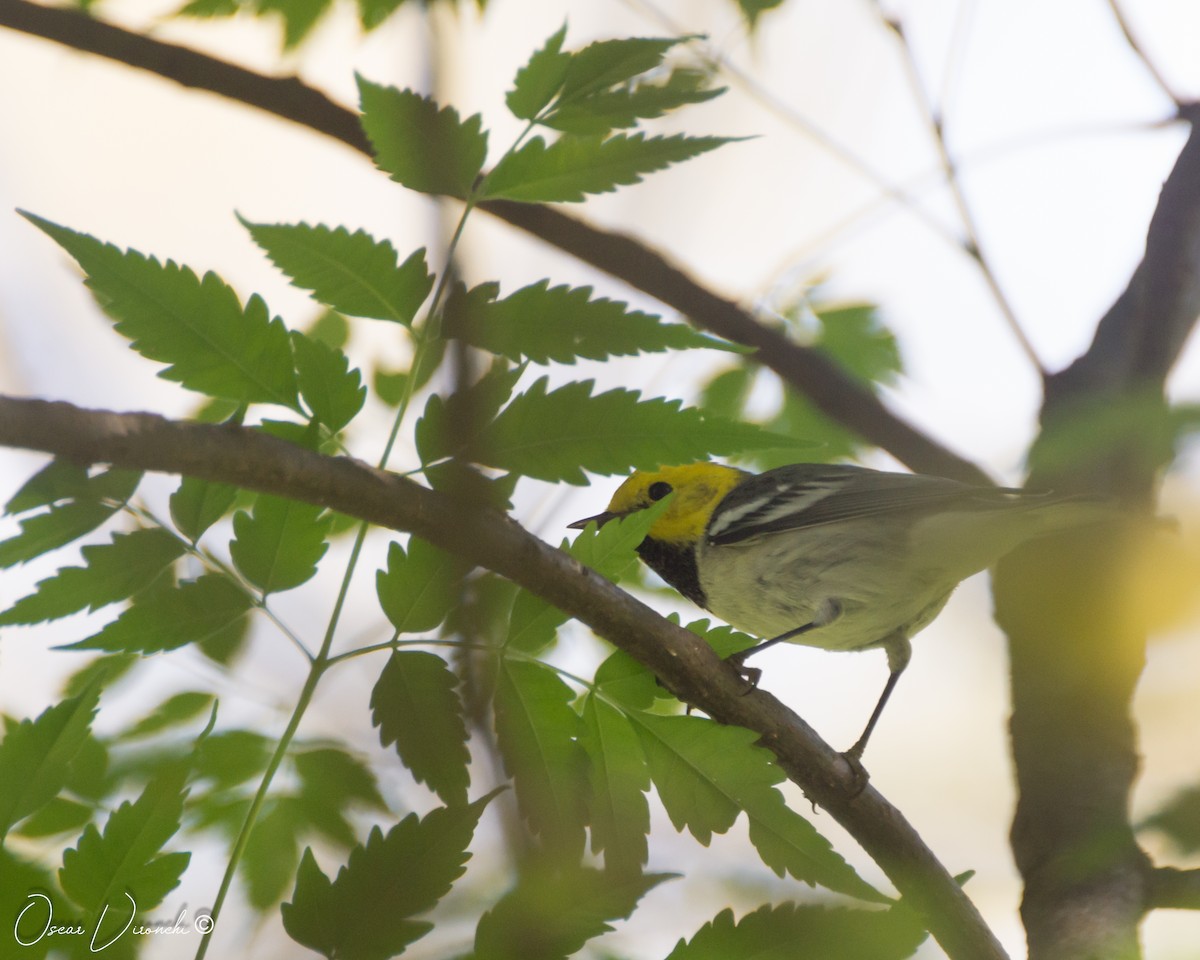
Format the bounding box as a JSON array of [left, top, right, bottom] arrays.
[[707, 464, 1029, 545]]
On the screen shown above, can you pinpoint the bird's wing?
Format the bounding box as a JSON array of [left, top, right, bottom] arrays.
[[706, 465, 1028, 545]]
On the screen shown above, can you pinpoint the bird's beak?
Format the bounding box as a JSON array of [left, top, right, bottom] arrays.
[[567, 510, 620, 530]]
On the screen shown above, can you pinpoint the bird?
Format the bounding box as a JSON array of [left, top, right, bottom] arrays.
[[569, 461, 1109, 762]]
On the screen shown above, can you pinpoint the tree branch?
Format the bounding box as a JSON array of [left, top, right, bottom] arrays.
[[0, 393, 1007, 960], [1148, 867, 1200, 911], [0, 0, 989, 485], [997, 105, 1200, 960]]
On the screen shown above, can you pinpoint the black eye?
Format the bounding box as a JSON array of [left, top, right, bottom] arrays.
[[647, 481, 672, 502]]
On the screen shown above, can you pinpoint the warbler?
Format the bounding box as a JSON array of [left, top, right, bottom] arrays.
[[569, 462, 1108, 761]]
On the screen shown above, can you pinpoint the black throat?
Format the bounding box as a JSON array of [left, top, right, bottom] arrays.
[[636, 537, 707, 609]]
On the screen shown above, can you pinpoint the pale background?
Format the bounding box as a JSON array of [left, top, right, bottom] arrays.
[[2, 0, 1199, 957]]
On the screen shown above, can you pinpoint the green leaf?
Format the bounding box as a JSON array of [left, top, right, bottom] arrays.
[[560, 36, 682, 101], [816, 303, 901, 387], [0, 529, 183, 626], [544, 69, 723, 136], [1142, 784, 1200, 854], [244, 220, 434, 325], [480, 133, 734, 203], [734, 0, 787, 29], [580, 696, 650, 874], [475, 377, 812, 484], [633, 712, 882, 901], [371, 651, 470, 806], [196, 730, 271, 789], [357, 79, 488, 199], [0, 467, 141, 568], [169, 475, 239, 542], [231, 493, 331, 594], [59, 764, 191, 917], [291, 332, 367, 432], [6, 458, 92, 513], [243, 799, 305, 909], [294, 747, 388, 832], [666, 902, 927, 960], [474, 865, 670, 960], [593, 650, 658, 710], [62, 653, 139, 698], [66, 574, 254, 653], [493, 659, 587, 856], [124, 692, 216, 739], [414, 359, 522, 468], [282, 793, 498, 960], [0, 682, 101, 840], [376, 538, 469, 634], [356, 0, 404, 30], [12, 796, 94, 839], [506, 23, 569, 120], [444, 279, 735, 365], [507, 499, 669, 656], [22, 213, 299, 408]]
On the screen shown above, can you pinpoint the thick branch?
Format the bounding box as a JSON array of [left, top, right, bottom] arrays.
[[0, 393, 1006, 960], [0, 0, 988, 485], [998, 107, 1200, 960]]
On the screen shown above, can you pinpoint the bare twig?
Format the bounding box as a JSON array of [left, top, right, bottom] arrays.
[[1106, 0, 1183, 107], [0, 0, 990, 484], [879, 11, 1045, 375], [0, 393, 1008, 960]]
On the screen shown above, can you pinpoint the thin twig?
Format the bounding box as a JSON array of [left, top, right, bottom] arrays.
[[879, 11, 1045, 375], [1106, 0, 1183, 107]]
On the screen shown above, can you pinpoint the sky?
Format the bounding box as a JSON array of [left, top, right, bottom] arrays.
[[2, 0, 1199, 957]]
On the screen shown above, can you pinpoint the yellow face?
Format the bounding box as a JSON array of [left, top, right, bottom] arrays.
[[604, 463, 747, 544]]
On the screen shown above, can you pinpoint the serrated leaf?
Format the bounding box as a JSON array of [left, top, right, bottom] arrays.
[[169, 475, 239, 542], [0, 682, 101, 840], [581, 696, 650, 874], [493, 659, 587, 856], [371, 651, 470, 805], [6, 459, 92, 514], [474, 865, 670, 960], [593, 650, 658, 710], [444, 279, 735, 365], [62, 654, 138, 698], [376, 538, 469, 634], [12, 796, 94, 839], [666, 902, 926, 960], [243, 800, 304, 909], [22, 213, 299, 408], [357, 79, 488, 199], [291, 747, 388, 849], [196, 730, 271, 789], [59, 765, 191, 918], [282, 793, 498, 960], [506, 23, 569, 120], [481, 132, 733, 203], [507, 500, 669, 655], [633, 712, 881, 901], [735, 0, 787, 28], [0, 467, 141, 568], [0, 529, 183, 626], [245, 220, 434, 325], [475, 377, 812, 484], [231, 493, 331, 594], [816, 303, 901, 387], [560, 36, 682, 101], [291, 332, 367, 432], [544, 68, 723, 136], [124, 692, 216, 740], [414, 359, 522, 467], [66, 574, 253, 653]]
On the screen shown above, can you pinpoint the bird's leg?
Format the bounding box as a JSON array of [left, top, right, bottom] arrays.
[[843, 633, 912, 762], [727, 598, 844, 688]]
